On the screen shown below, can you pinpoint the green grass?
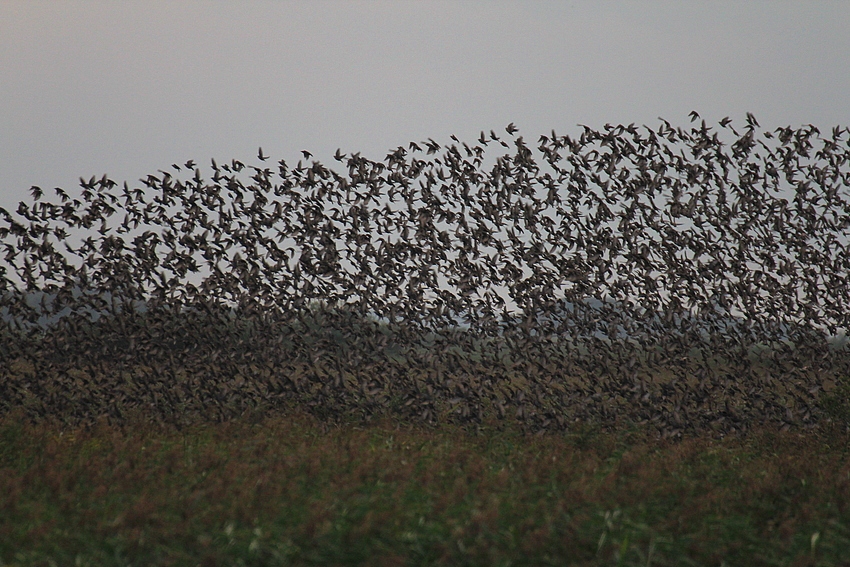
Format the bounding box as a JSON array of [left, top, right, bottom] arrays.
[[2, 410, 850, 566]]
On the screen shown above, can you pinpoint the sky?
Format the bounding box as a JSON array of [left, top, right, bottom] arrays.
[[2, 1, 850, 214]]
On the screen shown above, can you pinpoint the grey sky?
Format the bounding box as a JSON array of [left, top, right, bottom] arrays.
[[2, 1, 849, 213]]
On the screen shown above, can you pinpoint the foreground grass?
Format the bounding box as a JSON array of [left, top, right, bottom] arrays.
[[1, 411, 850, 567]]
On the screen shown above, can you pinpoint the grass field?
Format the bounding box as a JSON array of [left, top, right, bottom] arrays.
[[2, 408, 850, 566]]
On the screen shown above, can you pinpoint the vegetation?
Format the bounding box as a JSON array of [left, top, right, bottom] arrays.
[[2, 409, 850, 566]]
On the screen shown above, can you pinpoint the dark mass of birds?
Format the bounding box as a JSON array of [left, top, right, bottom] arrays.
[[1, 113, 849, 438]]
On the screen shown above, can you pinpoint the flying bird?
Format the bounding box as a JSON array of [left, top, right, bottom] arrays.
[[1, 113, 842, 438], [746, 112, 760, 128]]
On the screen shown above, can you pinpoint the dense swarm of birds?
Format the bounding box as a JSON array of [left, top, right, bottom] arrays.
[[2, 113, 849, 438]]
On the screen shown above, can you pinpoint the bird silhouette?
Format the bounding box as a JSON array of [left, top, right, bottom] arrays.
[[1, 113, 847, 436]]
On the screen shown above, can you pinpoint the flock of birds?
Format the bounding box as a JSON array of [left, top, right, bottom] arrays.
[[1, 113, 849, 436]]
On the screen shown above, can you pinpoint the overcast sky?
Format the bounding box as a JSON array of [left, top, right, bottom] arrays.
[[2, 1, 849, 213]]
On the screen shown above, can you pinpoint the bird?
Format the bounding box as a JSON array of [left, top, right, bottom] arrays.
[[1, 112, 845, 438], [746, 112, 759, 128]]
